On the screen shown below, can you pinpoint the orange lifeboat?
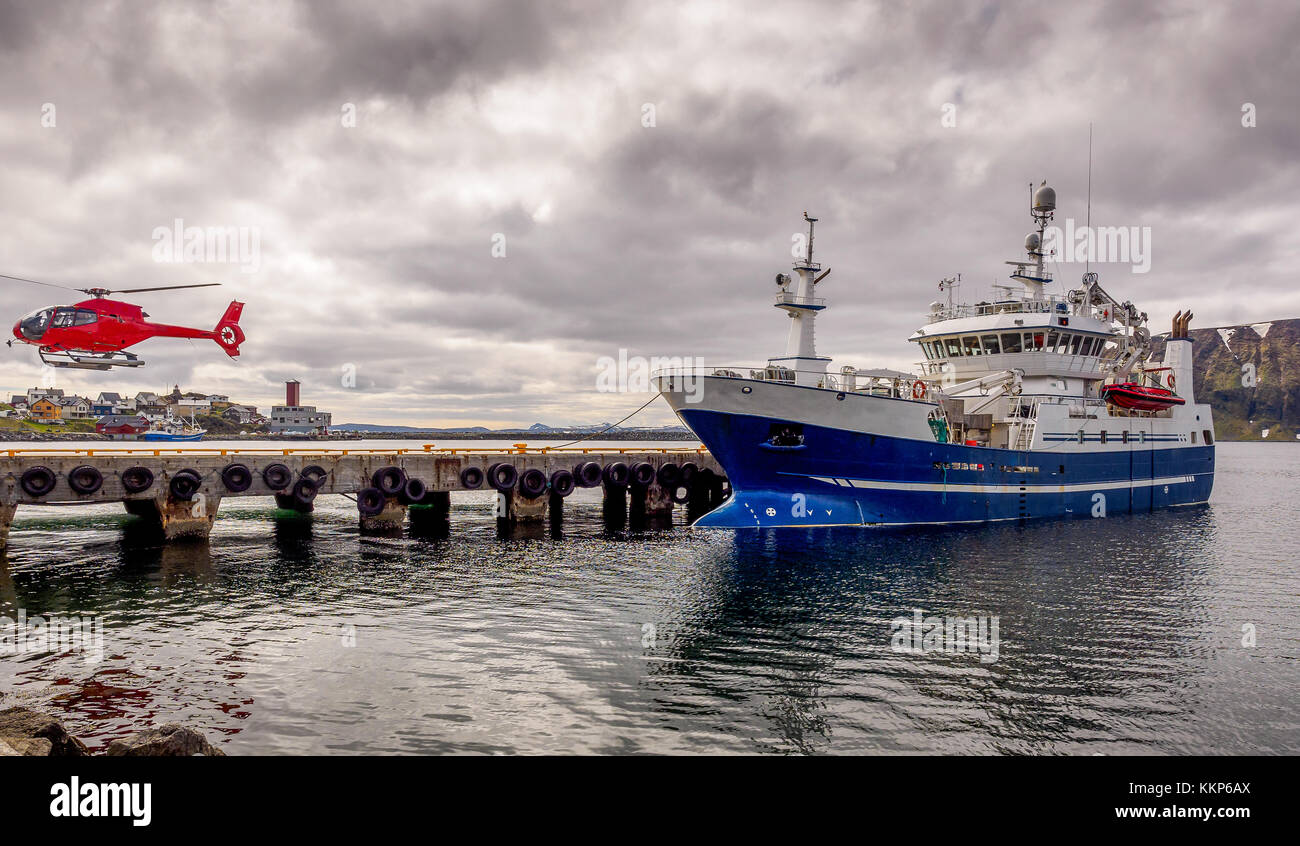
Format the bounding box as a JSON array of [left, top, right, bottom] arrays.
[[1100, 382, 1185, 412]]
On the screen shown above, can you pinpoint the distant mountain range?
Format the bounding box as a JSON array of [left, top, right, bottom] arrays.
[[1151, 317, 1300, 441]]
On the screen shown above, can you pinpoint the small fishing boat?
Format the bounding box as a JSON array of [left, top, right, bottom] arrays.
[[1099, 381, 1185, 412], [140, 428, 206, 442]]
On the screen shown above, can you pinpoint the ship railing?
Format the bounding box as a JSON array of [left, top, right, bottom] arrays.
[[774, 291, 827, 308], [654, 365, 933, 401], [926, 295, 1074, 324]]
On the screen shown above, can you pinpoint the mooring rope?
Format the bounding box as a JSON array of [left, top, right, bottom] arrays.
[[547, 394, 663, 449]]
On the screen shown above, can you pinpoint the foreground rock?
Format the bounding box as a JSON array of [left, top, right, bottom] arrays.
[[0, 706, 90, 756], [105, 723, 226, 757], [0, 706, 224, 756]]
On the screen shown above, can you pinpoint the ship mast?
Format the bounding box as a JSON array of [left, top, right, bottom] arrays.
[[770, 212, 832, 387]]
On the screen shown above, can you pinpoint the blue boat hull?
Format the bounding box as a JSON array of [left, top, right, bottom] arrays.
[[140, 432, 205, 442], [679, 408, 1215, 528]]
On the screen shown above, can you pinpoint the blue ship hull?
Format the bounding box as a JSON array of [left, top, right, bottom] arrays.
[[680, 408, 1215, 528]]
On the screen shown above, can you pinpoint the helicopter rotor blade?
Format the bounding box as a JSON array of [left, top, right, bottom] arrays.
[[0, 273, 78, 291], [80, 283, 223, 295]]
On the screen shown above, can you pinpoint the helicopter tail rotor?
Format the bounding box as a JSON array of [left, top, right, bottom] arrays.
[[213, 301, 245, 357]]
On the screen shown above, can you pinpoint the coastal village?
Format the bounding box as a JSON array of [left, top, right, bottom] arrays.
[[0, 380, 332, 439]]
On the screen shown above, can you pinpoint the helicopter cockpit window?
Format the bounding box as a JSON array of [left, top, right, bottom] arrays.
[[51, 307, 77, 328], [17, 308, 53, 340], [74, 309, 98, 325]]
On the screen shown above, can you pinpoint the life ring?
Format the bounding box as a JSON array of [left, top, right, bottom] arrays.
[[1168, 373, 1176, 392], [912, 380, 927, 400]]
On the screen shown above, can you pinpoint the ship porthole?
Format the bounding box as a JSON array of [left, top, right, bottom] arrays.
[[836, 392, 846, 401], [741, 386, 753, 394]]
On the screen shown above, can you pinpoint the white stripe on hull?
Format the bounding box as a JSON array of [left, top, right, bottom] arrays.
[[798, 473, 1203, 494]]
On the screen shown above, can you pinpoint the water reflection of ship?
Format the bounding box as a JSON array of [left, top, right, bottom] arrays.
[[639, 507, 1216, 753]]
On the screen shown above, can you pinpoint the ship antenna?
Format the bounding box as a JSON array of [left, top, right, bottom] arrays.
[[803, 211, 817, 265], [1085, 122, 1093, 275]]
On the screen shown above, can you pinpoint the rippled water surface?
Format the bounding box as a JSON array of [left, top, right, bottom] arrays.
[[1, 441, 1296, 754]]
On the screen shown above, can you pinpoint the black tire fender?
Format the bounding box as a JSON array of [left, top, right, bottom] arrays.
[[19, 466, 56, 498], [356, 486, 386, 517], [487, 462, 518, 491], [67, 465, 103, 495], [459, 466, 485, 490], [121, 466, 154, 494], [518, 468, 547, 498], [372, 465, 407, 496], [221, 463, 253, 493], [549, 470, 575, 498], [262, 463, 292, 491]]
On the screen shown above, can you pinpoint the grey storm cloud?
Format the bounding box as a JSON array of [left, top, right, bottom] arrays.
[[0, 0, 1296, 425]]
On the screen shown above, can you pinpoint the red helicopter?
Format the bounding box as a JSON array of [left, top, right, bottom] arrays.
[[4, 273, 245, 370]]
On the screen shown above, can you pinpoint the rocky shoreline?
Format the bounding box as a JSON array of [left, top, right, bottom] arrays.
[[0, 705, 226, 757]]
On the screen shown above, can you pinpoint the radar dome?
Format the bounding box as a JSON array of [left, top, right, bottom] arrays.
[[1025, 232, 1041, 252], [1032, 182, 1056, 213]]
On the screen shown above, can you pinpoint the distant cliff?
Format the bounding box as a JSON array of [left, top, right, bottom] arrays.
[[1151, 318, 1300, 441]]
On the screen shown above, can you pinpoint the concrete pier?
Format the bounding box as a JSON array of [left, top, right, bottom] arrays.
[[0, 446, 725, 552]]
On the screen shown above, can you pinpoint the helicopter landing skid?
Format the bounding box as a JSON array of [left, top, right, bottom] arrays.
[[39, 348, 145, 370]]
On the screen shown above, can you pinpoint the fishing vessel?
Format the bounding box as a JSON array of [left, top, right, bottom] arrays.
[[654, 184, 1215, 528]]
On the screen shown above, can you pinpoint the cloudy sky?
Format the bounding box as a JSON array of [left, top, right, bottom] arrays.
[[0, 0, 1295, 426]]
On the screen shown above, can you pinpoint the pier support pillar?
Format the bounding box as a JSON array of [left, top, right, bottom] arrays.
[[360, 497, 407, 536], [548, 492, 565, 538], [0, 502, 15, 553], [410, 491, 451, 539], [124, 494, 222, 541], [495, 490, 547, 539], [686, 470, 718, 523], [630, 484, 674, 530], [602, 483, 627, 530]]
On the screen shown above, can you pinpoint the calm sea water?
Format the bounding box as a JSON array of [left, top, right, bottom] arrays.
[[1, 441, 1296, 755]]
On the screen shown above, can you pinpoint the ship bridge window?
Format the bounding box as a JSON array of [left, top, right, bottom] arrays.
[[1028, 332, 1045, 351], [944, 337, 963, 357], [1070, 334, 1083, 355], [1001, 333, 1022, 353], [980, 334, 1000, 354], [1046, 331, 1059, 352], [963, 336, 982, 356]]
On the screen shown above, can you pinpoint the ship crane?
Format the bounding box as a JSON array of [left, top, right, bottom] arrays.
[[1068, 271, 1150, 379], [936, 368, 1024, 416]]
